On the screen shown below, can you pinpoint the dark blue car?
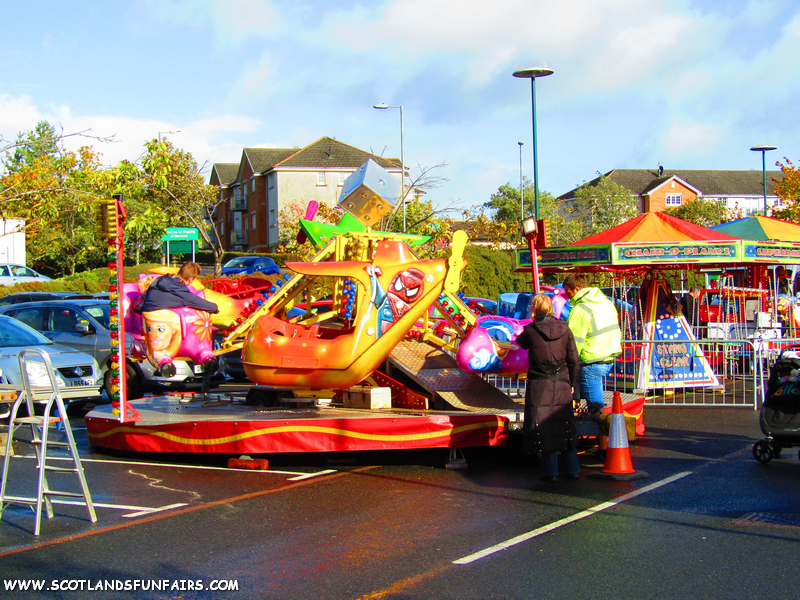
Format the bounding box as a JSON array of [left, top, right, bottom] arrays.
[[220, 256, 280, 276]]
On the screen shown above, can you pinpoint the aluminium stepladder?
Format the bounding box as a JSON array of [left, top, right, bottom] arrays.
[[0, 348, 96, 535]]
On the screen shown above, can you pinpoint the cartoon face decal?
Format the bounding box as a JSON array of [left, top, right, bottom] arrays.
[[389, 268, 425, 305]]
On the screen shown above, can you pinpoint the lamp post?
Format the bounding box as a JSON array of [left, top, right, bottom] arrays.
[[373, 103, 405, 232], [518, 141, 524, 221], [750, 143, 777, 216], [513, 67, 553, 221]]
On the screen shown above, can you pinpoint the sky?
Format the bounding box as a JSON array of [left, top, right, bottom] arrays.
[[0, 0, 797, 216]]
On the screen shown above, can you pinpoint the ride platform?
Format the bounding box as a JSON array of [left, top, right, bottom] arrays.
[[84, 392, 510, 454]]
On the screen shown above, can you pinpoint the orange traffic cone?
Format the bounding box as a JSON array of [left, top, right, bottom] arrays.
[[588, 391, 649, 481]]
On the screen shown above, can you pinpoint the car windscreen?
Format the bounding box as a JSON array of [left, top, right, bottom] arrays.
[[82, 304, 111, 329], [0, 316, 53, 347]]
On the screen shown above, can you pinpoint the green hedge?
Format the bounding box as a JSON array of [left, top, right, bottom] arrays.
[[461, 245, 532, 300]]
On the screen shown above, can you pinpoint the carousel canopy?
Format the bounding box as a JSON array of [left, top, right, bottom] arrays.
[[572, 211, 739, 245], [518, 211, 800, 273], [709, 216, 800, 242]]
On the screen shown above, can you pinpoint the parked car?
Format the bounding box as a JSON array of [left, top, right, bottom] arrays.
[[0, 315, 101, 417], [0, 264, 52, 286], [221, 256, 280, 277], [0, 299, 223, 399], [0, 291, 93, 306]]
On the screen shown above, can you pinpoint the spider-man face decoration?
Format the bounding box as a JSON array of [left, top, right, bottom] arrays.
[[387, 268, 425, 320]]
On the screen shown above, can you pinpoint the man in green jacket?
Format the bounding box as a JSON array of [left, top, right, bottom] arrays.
[[563, 274, 622, 413]]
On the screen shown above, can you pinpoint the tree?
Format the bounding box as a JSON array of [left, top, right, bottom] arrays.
[[663, 197, 733, 228], [771, 158, 800, 222], [1, 124, 108, 275], [474, 177, 582, 247], [135, 138, 226, 272], [571, 175, 639, 237], [2, 121, 60, 175]]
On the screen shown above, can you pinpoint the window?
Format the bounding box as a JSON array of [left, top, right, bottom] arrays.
[[665, 194, 682, 206], [250, 177, 256, 193], [317, 172, 326, 185], [251, 213, 257, 230], [339, 172, 347, 186], [8, 307, 46, 331]]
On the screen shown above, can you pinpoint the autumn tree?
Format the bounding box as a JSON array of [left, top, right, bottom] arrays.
[[770, 158, 800, 222], [0, 123, 108, 275], [133, 138, 226, 272]]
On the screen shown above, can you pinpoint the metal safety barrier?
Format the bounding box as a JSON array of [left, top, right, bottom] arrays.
[[480, 336, 800, 410]]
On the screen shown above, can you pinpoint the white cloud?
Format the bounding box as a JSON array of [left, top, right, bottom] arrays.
[[0, 93, 260, 174], [0, 94, 42, 136], [661, 121, 719, 157], [323, 0, 697, 88], [143, 0, 278, 44]]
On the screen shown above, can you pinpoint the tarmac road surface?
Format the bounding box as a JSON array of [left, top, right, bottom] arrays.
[[1, 405, 798, 600]]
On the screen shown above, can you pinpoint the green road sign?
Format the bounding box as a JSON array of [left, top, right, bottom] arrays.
[[164, 227, 199, 242]]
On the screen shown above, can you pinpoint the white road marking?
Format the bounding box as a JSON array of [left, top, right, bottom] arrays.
[[288, 469, 338, 480], [453, 471, 693, 565], [19, 454, 334, 478], [47, 498, 188, 518]]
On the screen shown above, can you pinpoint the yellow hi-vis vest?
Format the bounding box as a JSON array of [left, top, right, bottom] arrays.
[[567, 287, 622, 363]]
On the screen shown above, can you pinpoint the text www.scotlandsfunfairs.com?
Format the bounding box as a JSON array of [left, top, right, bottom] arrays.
[[4, 579, 239, 592]]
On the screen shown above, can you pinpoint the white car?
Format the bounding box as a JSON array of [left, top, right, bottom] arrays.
[[0, 315, 100, 417], [0, 264, 52, 286]]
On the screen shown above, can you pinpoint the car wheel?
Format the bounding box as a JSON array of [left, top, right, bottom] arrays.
[[104, 362, 144, 400]]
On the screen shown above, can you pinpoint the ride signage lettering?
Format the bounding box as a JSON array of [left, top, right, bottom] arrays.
[[537, 246, 609, 266], [743, 241, 800, 261], [615, 243, 738, 263]]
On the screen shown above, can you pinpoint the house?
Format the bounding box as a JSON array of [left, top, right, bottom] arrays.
[[208, 137, 402, 252], [558, 168, 785, 218]]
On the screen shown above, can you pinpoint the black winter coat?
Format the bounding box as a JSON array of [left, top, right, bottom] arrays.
[[139, 275, 219, 314], [515, 314, 580, 454]]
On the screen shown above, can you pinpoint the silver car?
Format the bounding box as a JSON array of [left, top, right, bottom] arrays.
[[0, 315, 100, 417], [0, 299, 223, 399]]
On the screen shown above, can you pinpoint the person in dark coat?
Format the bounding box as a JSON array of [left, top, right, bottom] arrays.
[[515, 294, 581, 482], [140, 262, 219, 377], [679, 286, 702, 332]]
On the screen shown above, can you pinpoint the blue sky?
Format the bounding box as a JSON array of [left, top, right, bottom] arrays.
[[1, 0, 797, 215]]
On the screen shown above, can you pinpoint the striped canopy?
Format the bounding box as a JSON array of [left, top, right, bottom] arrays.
[[709, 216, 800, 242], [571, 212, 739, 245]]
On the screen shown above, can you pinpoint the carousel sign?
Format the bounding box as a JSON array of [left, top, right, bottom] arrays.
[[743, 241, 800, 262], [614, 241, 741, 264]]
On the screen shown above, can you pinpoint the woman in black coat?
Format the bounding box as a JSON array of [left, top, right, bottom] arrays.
[[515, 294, 581, 482]]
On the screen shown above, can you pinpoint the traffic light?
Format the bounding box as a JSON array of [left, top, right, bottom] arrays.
[[535, 219, 551, 248], [94, 198, 117, 239]]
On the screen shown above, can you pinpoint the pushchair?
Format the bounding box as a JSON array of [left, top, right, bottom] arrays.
[[753, 345, 800, 464]]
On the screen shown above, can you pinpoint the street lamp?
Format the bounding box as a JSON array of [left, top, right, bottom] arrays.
[[518, 141, 524, 221], [750, 143, 777, 216], [373, 103, 405, 232], [513, 67, 553, 222]]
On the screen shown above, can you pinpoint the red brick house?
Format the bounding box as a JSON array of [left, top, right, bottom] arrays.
[[558, 168, 785, 218], [209, 137, 402, 252]]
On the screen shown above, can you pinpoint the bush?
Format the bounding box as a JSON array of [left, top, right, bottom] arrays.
[[461, 245, 532, 300]]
